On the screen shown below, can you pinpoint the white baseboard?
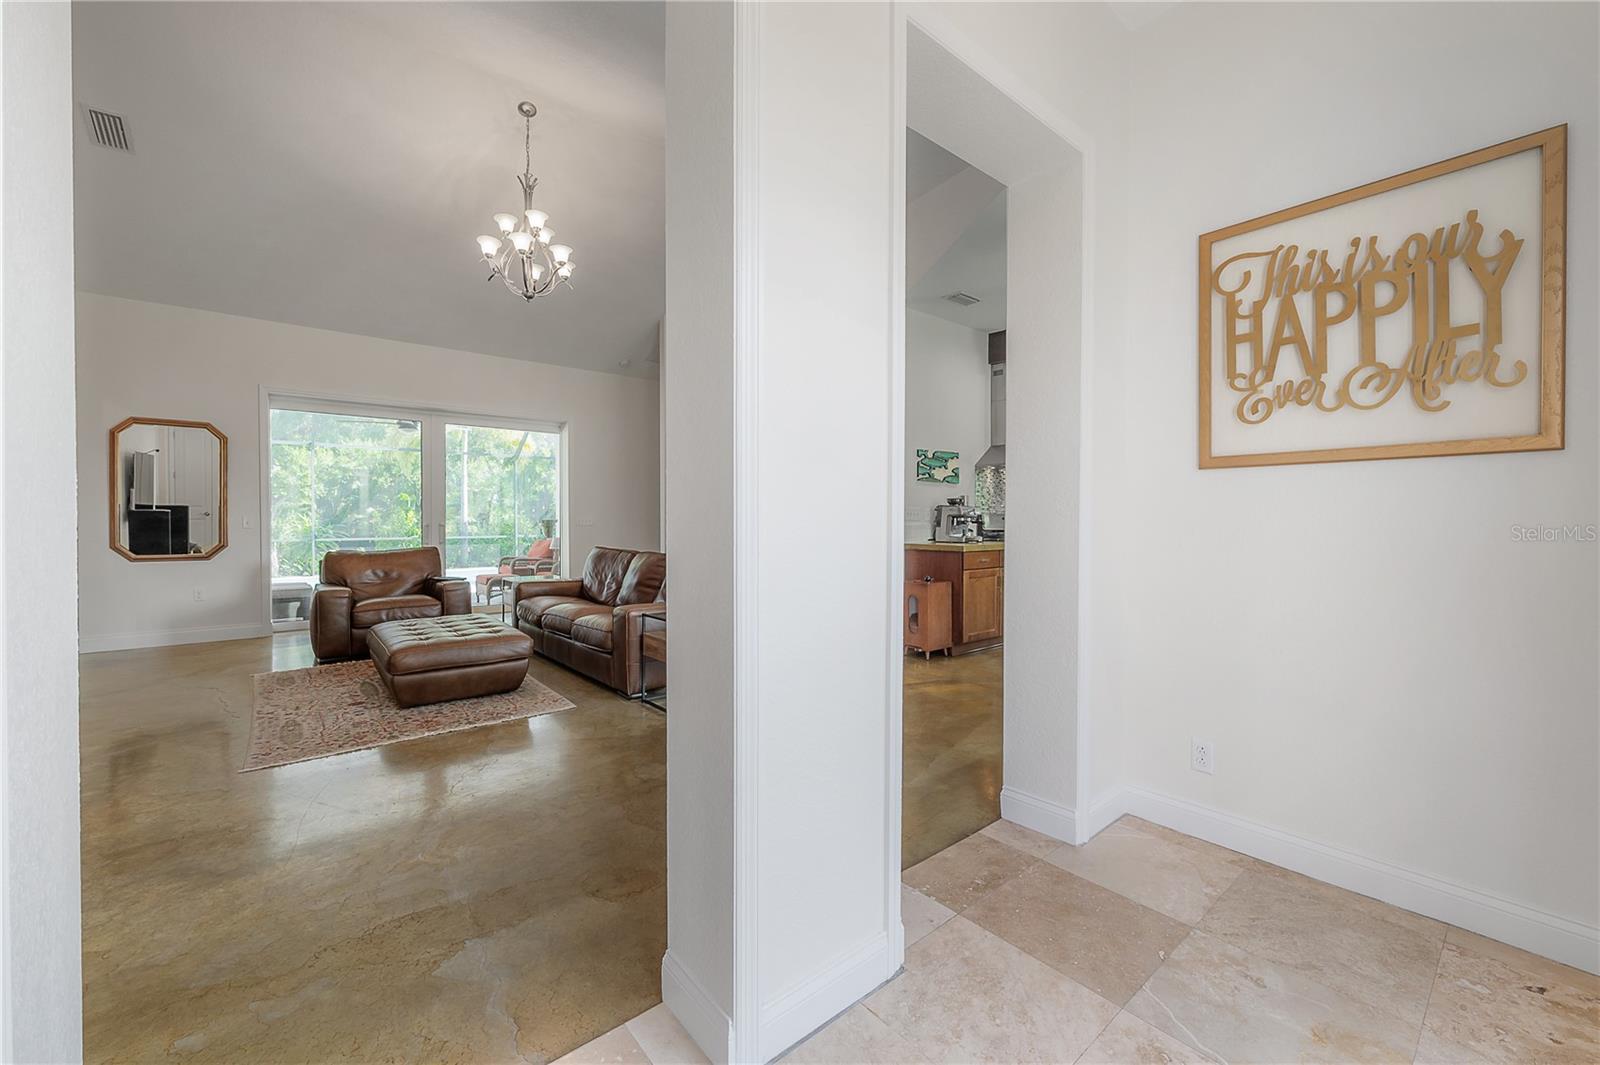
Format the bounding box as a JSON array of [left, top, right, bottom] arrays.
[[79, 622, 270, 654], [759, 931, 893, 1063], [663, 932, 895, 1064], [1082, 789, 1127, 840], [661, 950, 734, 1065], [1109, 785, 1600, 977], [1000, 785, 1078, 844]]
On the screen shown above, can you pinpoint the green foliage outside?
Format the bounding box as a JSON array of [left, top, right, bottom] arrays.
[[270, 409, 558, 578], [445, 423, 559, 569]]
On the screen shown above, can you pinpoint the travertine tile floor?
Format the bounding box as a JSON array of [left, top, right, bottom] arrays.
[[561, 816, 1600, 1065]]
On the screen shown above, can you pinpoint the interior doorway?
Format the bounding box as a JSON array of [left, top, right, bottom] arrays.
[[900, 129, 1009, 868], [894, 15, 1092, 884]]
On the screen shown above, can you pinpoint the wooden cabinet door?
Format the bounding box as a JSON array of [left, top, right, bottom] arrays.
[[962, 568, 1002, 641]]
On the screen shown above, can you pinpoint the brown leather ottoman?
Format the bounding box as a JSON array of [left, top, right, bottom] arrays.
[[366, 614, 534, 708]]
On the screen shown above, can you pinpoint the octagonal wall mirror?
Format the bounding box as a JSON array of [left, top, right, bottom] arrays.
[[110, 417, 228, 561]]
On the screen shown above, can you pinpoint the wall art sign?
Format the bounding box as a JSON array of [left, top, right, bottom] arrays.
[[915, 448, 960, 484], [1198, 126, 1565, 468]]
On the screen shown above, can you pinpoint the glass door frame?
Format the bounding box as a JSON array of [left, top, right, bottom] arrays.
[[261, 389, 569, 631]]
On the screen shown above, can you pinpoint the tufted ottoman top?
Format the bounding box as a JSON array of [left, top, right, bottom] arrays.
[[366, 614, 534, 676]]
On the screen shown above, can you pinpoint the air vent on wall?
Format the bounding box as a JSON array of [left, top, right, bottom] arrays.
[[84, 107, 132, 152], [943, 292, 981, 307]]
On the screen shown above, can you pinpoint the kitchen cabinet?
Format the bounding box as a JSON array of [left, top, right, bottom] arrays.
[[962, 568, 1002, 641], [905, 543, 1003, 653]]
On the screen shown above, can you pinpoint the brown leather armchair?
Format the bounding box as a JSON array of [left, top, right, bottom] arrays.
[[513, 546, 665, 694], [309, 546, 471, 663]]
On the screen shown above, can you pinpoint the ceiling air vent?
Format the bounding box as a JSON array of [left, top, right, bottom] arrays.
[[943, 292, 981, 307], [84, 107, 132, 152]]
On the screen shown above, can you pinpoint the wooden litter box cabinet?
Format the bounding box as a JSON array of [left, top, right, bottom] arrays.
[[904, 542, 1003, 655]]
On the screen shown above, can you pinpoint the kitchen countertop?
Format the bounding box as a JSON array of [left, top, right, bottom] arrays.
[[907, 541, 1004, 553]]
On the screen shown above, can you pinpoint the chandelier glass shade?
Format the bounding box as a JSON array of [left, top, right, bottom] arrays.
[[475, 102, 576, 302]]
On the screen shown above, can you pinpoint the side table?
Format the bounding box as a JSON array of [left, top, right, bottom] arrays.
[[639, 609, 667, 712]]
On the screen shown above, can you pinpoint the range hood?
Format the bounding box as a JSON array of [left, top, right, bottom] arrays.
[[976, 331, 1005, 469]]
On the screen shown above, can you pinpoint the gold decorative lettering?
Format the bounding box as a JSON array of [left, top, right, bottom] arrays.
[[1210, 208, 1533, 426]]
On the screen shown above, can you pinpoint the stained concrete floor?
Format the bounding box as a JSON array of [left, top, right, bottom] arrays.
[[901, 648, 1003, 869], [81, 633, 666, 1064], [80, 634, 1001, 1062]]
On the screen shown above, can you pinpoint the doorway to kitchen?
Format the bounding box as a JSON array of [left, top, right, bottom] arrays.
[[265, 396, 566, 629], [901, 126, 1009, 869], [895, 17, 1091, 888]]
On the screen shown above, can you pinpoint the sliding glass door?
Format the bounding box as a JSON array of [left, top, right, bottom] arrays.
[[268, 400, 562, 627], [443, 422, 561, 578]]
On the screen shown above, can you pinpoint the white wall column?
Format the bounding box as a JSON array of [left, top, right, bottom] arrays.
[[0, 2, 83, 1060], [999, 164, 1088, 840], [664, 3, 899, 1061]]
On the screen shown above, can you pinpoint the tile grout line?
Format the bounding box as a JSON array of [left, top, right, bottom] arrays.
[[1409, 935, 1449, 1064]]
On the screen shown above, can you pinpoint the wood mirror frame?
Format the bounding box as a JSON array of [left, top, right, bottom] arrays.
[[108, 416, 229, 562]]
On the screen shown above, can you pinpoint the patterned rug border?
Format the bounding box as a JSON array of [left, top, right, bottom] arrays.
[[244, 659, 576, 772]]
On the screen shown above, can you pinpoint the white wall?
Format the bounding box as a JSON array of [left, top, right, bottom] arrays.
[[75, 293, 661, 651], [662, 0, 737, 1053], [1, 2, 83, 1059], [899, 0, 1598, 970], [904, 309, 989, 541], [1099, 0, 1599, 963], [663, 3, 897, 1060], [753, 3, 895, 1054], [1003, 164, 1089, 834]]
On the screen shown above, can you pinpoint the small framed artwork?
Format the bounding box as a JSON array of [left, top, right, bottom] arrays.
[[1198, 125, 1565, 468], [915, 449, 960, 484]]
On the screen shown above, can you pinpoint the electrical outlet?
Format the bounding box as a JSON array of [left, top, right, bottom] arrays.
[[1190, 737, 1214, 774], [193, 587, 205, 603]]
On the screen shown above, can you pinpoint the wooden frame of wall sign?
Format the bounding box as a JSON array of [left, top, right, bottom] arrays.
[[1198, 126, 1566, 468]]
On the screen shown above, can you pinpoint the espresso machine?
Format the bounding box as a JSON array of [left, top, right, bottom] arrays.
[[932, 497, 980, 543]]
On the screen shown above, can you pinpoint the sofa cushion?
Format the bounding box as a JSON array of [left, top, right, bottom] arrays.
[[516, 595, 587, 628], [322, 546, 442, 600], [617, 551, 666, 605], [569, 611, 615, 652], [580, 547, 637, 606], [540, 601, 613, 637], [352, 594, 443, 626]]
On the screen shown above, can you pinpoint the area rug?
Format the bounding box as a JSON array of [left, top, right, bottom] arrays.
[[245, 659, 576, 771]]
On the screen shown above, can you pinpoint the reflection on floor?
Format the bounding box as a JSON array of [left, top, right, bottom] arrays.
[[566, 816, 1600, 1064], [81, 633, 664, 1064], [901, 648, 1002, 869]]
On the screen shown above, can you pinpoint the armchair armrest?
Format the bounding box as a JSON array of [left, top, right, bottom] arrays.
[[309, 584, 353, 661], [423, 576, 471, 615]]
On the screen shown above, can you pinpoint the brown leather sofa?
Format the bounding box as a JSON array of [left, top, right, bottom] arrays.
[[513, 546, 665, 694], [309, 546, 471, 662]]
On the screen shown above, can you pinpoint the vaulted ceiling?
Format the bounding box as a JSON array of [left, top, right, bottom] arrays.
[[72, 2, 665, 377], [907, 131, 1006, 333]]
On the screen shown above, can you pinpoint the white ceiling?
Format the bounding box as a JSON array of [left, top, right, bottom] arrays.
[[1108, 2, 1184, 32], [906, 131, 1006, 333], [72, 2, 665, 378]]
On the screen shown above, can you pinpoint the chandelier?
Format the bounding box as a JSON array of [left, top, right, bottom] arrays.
[[475, 102, 576, 301]]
